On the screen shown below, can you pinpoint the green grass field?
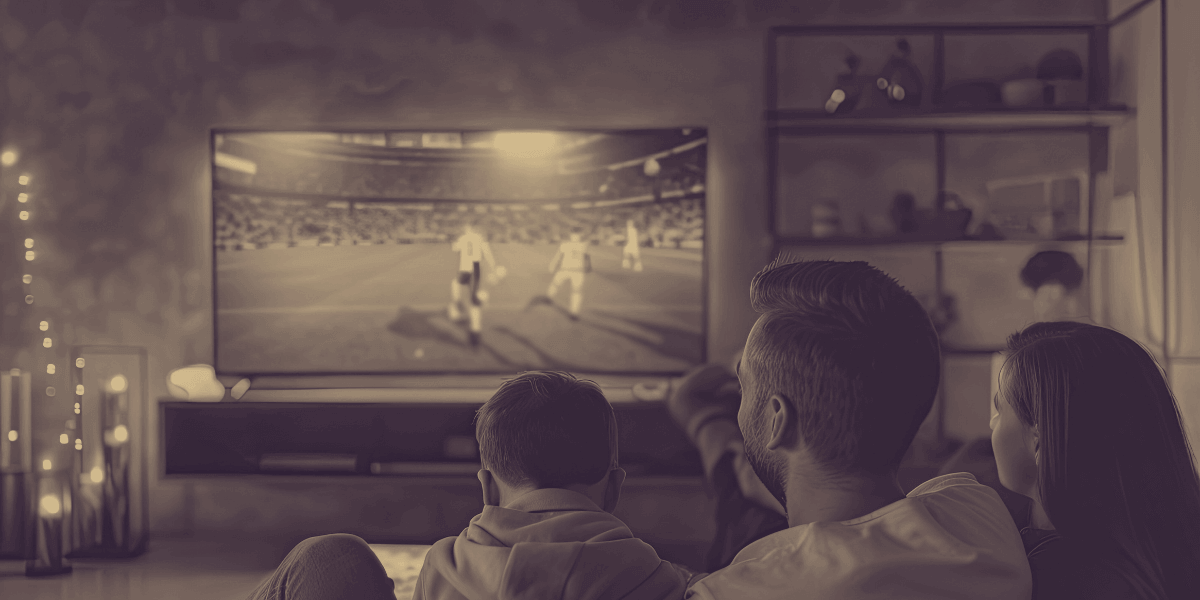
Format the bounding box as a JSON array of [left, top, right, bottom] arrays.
[[215, 242, 703, 374]]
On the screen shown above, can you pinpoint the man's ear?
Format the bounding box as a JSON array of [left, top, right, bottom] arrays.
[[765, 394, 793, 451], [601, 467, 626, 513], [478, 469, 501, 507]]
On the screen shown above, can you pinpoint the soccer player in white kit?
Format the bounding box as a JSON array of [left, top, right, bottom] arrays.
[[448, 224, 498, 346], [547, 231, 591, 319], [621, 219, 643, 272]]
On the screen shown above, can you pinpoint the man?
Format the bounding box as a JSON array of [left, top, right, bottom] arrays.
[[670, 258, 1032, 599], [448, 224, 499, 347], [621, 219, 644, 272], [546, 231, 591, 320]]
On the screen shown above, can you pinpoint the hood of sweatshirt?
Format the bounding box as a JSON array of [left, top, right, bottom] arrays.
[[419, 488, 690, 600]]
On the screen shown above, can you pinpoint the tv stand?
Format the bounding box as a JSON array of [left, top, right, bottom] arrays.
[[161, 397, 701, 478]]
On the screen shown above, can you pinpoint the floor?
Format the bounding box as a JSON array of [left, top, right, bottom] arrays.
[[0, 535, 431, 600]]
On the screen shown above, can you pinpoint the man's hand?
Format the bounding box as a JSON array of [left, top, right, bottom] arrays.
[[668, 363, 742, 443]]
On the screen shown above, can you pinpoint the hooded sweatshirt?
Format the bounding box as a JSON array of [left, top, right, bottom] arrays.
[[414, 488, 697, 600]]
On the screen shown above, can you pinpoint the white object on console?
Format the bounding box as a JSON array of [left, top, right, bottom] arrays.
[[166, 365, 226, 402]]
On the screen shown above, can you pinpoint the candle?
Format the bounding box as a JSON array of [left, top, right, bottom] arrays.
[[1, 372, 11, 469], [20, 372, 31, 470], [26, 475, 71, 576]]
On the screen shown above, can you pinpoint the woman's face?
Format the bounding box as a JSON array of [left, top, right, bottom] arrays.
[[990, 372, 1040, 499]]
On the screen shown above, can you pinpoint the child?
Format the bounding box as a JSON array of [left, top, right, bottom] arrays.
[[414, 370, 699, 600]]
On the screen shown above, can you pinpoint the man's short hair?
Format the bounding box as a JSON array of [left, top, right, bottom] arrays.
[[745, 258, 941, 475], [1020, 251, 1084, 291], [475, 371, 617, 489]]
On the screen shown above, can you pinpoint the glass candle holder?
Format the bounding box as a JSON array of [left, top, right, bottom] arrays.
[[24, 473, 71, 576], [0, 369, 33, 559], [66, 346, 149, 558]]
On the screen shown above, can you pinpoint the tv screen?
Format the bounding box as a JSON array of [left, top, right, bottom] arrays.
[[212, 129, 707, 376]]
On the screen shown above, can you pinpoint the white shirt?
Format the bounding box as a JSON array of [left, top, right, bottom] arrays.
[[452, 232, 489, 272], [686, 473, 1032, 600], [625, 224, 640, 251], [556, 241, 589, 272]]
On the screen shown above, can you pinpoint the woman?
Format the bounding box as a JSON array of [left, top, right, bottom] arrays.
[[991, 321, 1200, 599]]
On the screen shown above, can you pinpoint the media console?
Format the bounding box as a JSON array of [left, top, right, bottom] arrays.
[[161, 399, 703, 478]]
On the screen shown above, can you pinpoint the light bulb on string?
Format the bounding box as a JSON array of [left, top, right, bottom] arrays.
[[18, 193, 28, 203], [0, 150, 16, 166], [39, 321, 49, 331], [23, 275, 32, 284], [25, 239, 33, 248], [19, 211, 28, 220], [18, 175, 30, 185], [25, 251, 35, 261]]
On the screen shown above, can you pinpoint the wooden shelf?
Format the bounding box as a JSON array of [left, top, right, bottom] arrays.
[[775, 235, 1124, 247], [768, 107, 1132, 130]]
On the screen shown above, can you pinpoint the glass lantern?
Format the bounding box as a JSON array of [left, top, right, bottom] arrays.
[[65, 346, 149, 558]]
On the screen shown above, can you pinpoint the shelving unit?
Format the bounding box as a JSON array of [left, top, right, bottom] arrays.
[[765, 21, 1132, 447]]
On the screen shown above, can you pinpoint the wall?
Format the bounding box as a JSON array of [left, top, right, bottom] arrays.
[[0, 0, 1107, 553], [1163, 0, 1200, 455]]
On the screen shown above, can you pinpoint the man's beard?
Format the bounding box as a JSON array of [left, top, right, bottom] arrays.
[[742, 399, 789, 511]]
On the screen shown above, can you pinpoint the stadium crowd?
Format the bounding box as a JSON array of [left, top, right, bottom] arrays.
[[240, 147, 705, 203], [213, 194, 704, 251]]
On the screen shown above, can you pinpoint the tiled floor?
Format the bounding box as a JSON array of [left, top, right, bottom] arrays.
[[0, 536, 431, 600]]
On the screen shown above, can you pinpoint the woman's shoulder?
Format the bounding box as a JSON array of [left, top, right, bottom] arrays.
[[1022, 529, 1144, 599]]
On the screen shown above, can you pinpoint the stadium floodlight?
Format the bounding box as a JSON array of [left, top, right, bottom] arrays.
[[492, 131, 558, 159]]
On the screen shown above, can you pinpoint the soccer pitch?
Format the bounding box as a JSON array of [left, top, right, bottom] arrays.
[[215, 242, 704, 374]]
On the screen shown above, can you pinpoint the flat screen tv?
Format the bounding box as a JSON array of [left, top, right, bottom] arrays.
[[211, 128, 707, 376]]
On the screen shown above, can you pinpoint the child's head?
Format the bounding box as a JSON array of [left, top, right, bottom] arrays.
[[475, 371, 623, 510], [1019, 251, 1085, 321]]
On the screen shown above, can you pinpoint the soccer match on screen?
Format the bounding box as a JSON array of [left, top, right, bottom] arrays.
[[212, 128, 707, 375]]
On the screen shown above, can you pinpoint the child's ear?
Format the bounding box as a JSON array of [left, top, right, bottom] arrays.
[[478, 469, 501, 507], [601, 467, 626, 513]]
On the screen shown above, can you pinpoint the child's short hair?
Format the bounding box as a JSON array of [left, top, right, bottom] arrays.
[[475, 371, 618, 489]]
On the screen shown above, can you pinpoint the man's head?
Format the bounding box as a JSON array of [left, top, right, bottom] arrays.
[[1019, 251, 1085, 321], [737, 259, 941, 508], [475, 371, 623, 510]]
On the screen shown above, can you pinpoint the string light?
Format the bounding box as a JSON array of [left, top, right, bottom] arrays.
[[59, 434, 68, 445], [22, 275, 32, 284], [19, 211, 28, 220], [46, 364, 55, 374], [25, 238, 33, 248], [39, 321, 49, 331], [0, 150, 16, 166], [26, 251, 35, 261], [18, 174, 30, 185], [18, 193, 28, 202]]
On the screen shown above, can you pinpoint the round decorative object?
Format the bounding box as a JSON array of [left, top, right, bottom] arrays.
[[1036, 49, 1084, 80]]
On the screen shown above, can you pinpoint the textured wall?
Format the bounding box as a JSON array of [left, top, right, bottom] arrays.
[[0, 0, 1106, 543]]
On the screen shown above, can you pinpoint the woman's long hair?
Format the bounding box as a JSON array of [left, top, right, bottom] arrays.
[[1003, 322, 1200, 599]]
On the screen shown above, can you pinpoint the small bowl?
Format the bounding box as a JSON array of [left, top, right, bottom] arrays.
[[1001, 79, 1046, 108]]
